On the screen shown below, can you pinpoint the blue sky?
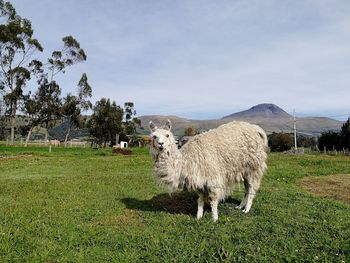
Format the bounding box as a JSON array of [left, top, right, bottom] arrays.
[[11, 0, 350, 120]]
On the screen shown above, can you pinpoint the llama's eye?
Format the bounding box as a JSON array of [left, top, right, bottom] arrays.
[[166, 134, 169, 138], [153, 135, 157, 139]]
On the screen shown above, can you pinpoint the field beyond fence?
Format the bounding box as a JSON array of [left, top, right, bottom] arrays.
[[0, 146, 349, 262]]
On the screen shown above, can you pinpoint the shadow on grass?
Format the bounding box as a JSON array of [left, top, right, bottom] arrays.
[[121, 192, 241, 216]]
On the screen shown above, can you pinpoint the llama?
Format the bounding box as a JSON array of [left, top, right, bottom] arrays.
[[149, 120, 268, 221]]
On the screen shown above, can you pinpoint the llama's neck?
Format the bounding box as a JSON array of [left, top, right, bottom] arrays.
[[152, 144, 183, 191]]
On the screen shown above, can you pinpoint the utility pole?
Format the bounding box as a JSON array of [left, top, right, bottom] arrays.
[[293, 109, 297, 150]]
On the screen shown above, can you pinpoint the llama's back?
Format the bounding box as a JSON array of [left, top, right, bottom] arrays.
[[179, 121, 267, 190]]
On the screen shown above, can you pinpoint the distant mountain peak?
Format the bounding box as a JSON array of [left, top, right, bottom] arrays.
[[249, 103, 287, 113], [222, 103, 291, 119]]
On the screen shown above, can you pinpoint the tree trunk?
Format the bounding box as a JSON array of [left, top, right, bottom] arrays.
[[10, 105, 17, 145], [24, 127, 33, 147], [10, 123, 15, 145], [64, 125, 71, 148], [44, 128, 49, 145]]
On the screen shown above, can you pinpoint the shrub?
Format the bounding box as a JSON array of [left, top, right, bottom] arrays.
[[268, 132, 293, 152], [297, 135, 317, 149], [112, 147, 132, 155]]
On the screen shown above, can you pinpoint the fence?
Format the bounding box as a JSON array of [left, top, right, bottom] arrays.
[[1, 138, 87, 148]]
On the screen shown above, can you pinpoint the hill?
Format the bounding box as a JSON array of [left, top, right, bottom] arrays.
[[139, 104, 342, 136], [222, 103, 291, 119]]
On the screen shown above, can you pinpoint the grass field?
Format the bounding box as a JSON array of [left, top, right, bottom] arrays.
[[0, 146, 349, 262]]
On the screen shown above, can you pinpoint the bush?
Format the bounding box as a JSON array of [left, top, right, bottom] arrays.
[[268, 132, 293, 152], [112, 147, 132, 155], [297, 135, 317, 149]]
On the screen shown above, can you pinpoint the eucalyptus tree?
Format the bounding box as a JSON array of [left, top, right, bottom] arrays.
[[21, 36, 87, 145], [37, 36, 87, 142], [0, 0, 43, 144], [123, 101, 140, 136], [61, 73, 92, 146]]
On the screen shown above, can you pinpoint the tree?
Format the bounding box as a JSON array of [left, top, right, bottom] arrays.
[[22, 91, 42, 146], [77, 73, 92, 110], [317, 131, 341, 151], [268, 132, 293, 152], [88, 98, 123, 147], [0, 94, 8, 140], [339, 118, 350, 150], [121, 102, 141, 146], [0, 0, 43, 144], [123, 101, 140, 139], [34, 77, 62, 142], [22, 35, 87, 144], [61, 73, 92, 146], [37, 36, 87, 142]]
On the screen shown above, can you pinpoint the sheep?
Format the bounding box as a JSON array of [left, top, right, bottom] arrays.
[[149, 120, 268, 221]]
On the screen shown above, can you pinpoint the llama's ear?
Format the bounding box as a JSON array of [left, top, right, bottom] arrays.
[[165, 119, 172, 131], [149, 121, 157, 132]]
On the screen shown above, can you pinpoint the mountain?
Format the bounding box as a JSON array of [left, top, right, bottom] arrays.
[[139, 104, 343, 136], [222, 103, 291, 119]]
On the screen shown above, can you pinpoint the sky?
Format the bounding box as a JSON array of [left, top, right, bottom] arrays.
[[10, 0, 350, 120]]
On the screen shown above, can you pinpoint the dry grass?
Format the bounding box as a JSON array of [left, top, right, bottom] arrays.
[[91, 209, 144, 228], [0, 154, 33, 162], [299, 174, 350, 204]]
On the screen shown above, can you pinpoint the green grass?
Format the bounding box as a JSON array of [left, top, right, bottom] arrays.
[[0, 147, 349, 262]]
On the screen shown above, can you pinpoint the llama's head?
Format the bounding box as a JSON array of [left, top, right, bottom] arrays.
[[149, 120, 176, 154], [149, 120, 180, 190]]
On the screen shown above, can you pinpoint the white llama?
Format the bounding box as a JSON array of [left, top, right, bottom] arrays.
[[149, 120, 268, 221]]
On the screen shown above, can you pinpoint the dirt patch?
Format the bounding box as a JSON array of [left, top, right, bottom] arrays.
[[0, 154, 33, 162], [112, 147, 132, 155], [298, 174, 350, 204], [91, 209, 144, 228]]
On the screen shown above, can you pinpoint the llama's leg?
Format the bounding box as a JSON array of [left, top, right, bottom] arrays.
[[236, 179, 249, 210], [197, 193, 205, 220], [242, 176, 261, 214], [209, 193, 219, 222]]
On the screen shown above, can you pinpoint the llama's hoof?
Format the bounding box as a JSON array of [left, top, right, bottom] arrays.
[[235, 205, 243, 210], [242, 208, 250, 214]]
